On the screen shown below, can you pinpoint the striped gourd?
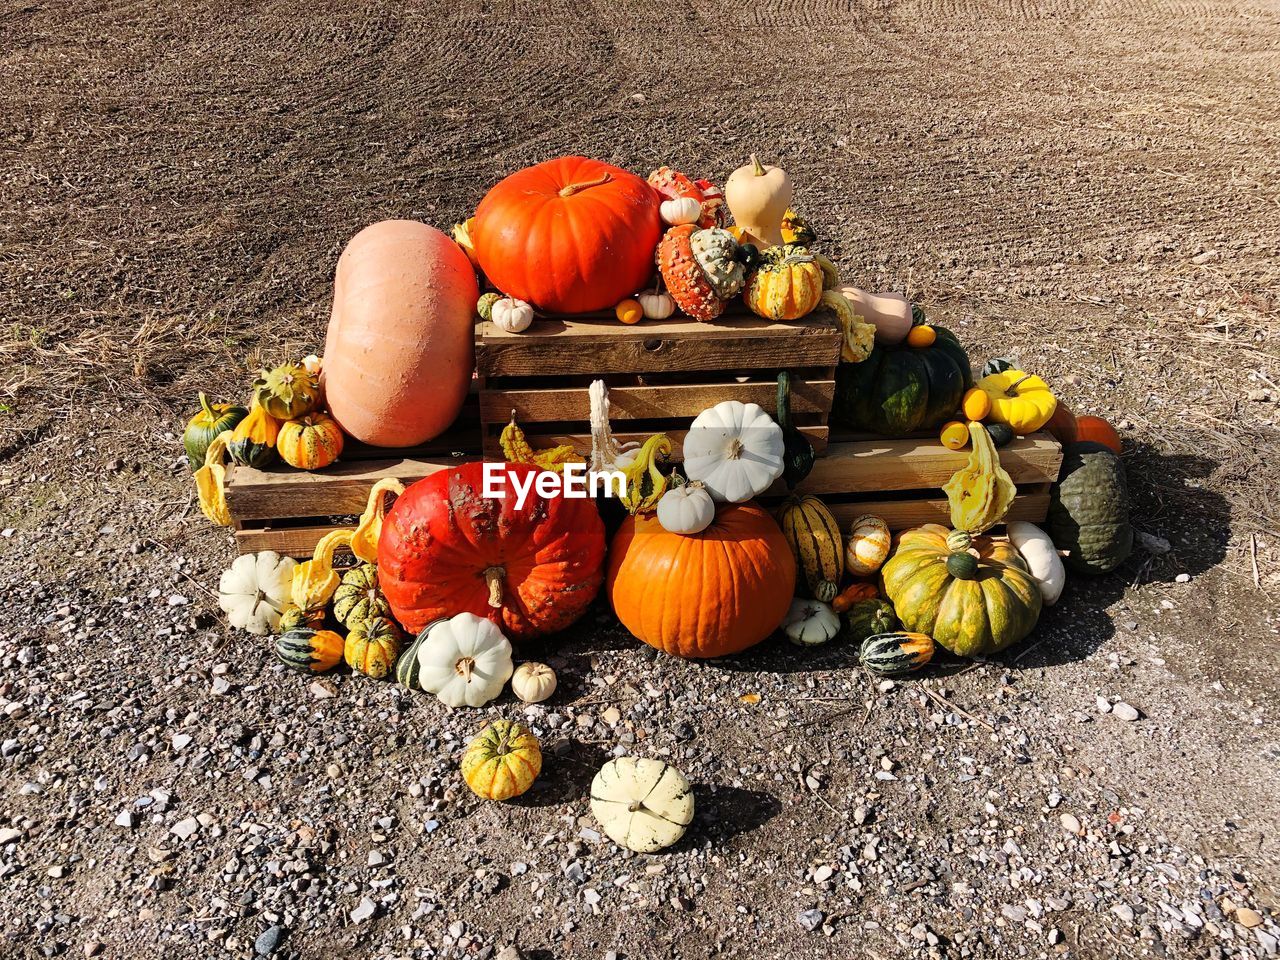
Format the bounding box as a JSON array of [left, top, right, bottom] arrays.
[[275, 626, 345, 672], [226, 402, 279, 468], [394, 624, 434, 690], [332, 564, 391, 630], [858, 632, 934, 677], [776, 494, 844, 601], [278, 604, 324, 634], [277, 412, 344, 471]]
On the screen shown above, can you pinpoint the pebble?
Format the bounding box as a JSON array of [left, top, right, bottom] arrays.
[[171, 817, 200, 840], [0, 828, 23, 844], [1114, 904, 1136, 923], [1002, 904, 1028, 922], [309, 681, 337, 700], [350, 897, 377, 923], [254, 925, 284, 956], [1237, 908, 1264, 929], [172, 733, 193, 751], [1060, 814, 1082, 835], [114, 811, 134, 829], [812, 865, 834, 883], [1112, 702, 1141, 721], [797, 909, 824, 932], [1096, 696, 1112, 713]]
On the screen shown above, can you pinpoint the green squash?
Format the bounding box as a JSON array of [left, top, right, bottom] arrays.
[[881, 523, 1042, 657], [275, 626, 344, 672], [394, 622, 438, 690], [859, 632, 935, 677], [332, 564, 391, 630], [833, 326, 973, 436], [182, 393, 247, 472], [842, 598, 899, 646], [1046, 441, 1133, 575], [776, 371, 815, 491], [986, 422, 1015, 448]]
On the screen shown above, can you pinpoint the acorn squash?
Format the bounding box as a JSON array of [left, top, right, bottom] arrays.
[[842, 598, 899, 646], [1046, 441, 1133, 574]]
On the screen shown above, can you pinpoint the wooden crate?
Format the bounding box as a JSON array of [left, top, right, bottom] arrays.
[[475, 305, 843, 461]]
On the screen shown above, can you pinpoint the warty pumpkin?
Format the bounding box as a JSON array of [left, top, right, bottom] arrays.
[[606, 503, 795, 659], [183, 393, 247, 472], [254, 363, 320, 421], [277, 412, 344, 471], [324, 220, 477, 447], [473, 157, 662, 314], [647, 166, 727, 229], [656, 224, 745, 321], [776, 495, 844, 601], [378, 462, 606, 640], [881, 523, 1042, 657], [461, 720, 542, 801], [1046, 441, 1133, 574]]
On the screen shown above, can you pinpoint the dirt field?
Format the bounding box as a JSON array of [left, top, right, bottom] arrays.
[[2, 0, 1279, 957]]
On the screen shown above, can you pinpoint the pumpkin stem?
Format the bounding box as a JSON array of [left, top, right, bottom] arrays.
[[198, 391, 216, 421], [484, 566, 505, 609], [750, 153, 766, 177], [1006, 373, 1035, 395], [776, 372, 793, 431], [455, 656, 476, 681], [559, 172, 612, 197], [727, 438, 745, 460], [628, 800, 643, 813]]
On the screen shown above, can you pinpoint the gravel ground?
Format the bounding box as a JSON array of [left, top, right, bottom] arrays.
[[2, 0, 1280, 958]]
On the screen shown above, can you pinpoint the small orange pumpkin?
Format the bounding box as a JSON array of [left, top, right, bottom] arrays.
[[1075, 415, 1122, 453], [940, 420, 969, 450], [962, 387, 991, 421], [906, 325, 937, 348], [830, 581, 880, 613], [278, 412, 345, 470], [1044, 402, 1078, 446]]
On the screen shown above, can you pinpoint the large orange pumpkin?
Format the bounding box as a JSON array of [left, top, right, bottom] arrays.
[[378, 462, 606, 641], [606, 503, 795, 659], [1075, 415, 1122, 453], [324, 220, 477, 447], [472, 157, 663, 315]]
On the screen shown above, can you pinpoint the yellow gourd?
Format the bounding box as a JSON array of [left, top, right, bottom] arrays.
[[499, 413, 583, 472], [977, 370, 1058, 434], [350, 477, 405, 564], [193, 433, 233, 527], [291, 529, 352, 612], [743, 245, 824, 321], [619, 434, 672, 514], [942, 422, 1016, 534], [961, 387, 991, 421], [940, 420, 969, 451]]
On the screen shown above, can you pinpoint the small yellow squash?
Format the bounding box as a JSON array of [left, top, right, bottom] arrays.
[[278, 412, 344, 470], [744, 245, 824, 321], [461, 720, 542, 801], [344, 616, 402, 679], [977, 369, 1058, 434]]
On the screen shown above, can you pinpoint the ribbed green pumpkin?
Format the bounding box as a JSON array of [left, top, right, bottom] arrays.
[[332, 564, 391, 629], [859, 632, 935, 677], [183, 393, 247, 472], [842, 598, 899, 646], [275, 626, 344, 672], [833, 327, 972, 436], [1047, 441, 1133, 575]]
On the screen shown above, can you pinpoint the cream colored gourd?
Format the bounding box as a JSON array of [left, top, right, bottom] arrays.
[[590, 757, 695, 853], [781, 598, 841, 647], [846, 514, 892, 575], [511, 662, 557, 703], [724, 154, 793, 248], [415, 612, 514, 708], [656, 482, 715, 535], [838, 287, 914, 345], [1007, 521, 1066, 606], [637, 289, 676, 320], [683, 400, 785, 503], [218, 551, 297, 635], [491, 297, 534, 333], [660, 196, 702, 226]]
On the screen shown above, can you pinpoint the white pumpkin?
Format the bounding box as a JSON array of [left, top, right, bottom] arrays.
[[590, 757, 694, 853], [682, 400, 785, 503], [1007, 521, 1066, 606], [637, 289, 676, 321], [659, 196, 702, 226], [511, 662, 557, 704], [845, 514, 892, 576], [218, 551, 296, 636], [416, 612, 514, 708], [781, 598, 840, 646], [491, 297, 534, 334], [656, 482, 715, 535]]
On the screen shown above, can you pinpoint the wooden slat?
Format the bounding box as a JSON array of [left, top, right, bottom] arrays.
[[235, 522, 358, 558], [481, 379, 835, 423], [476, 311, 842, 377], [766, 433, 1062, 496], [480, 426, 829, 461], [225, 456, 472, 521]]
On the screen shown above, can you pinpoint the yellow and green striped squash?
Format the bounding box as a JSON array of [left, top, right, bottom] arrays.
[[275, 626, 344, 672], [744, 245, 825, 321], [277, 412, 344, 471], [776, 494, 844, 602], [344, 616, 402, 680], [332, 563, 391, 630]]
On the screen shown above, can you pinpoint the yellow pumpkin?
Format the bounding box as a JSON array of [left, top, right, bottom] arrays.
[[977, 370, 1058, 434], [278, 412, 345, 470], [461, 720, 542, 801], [845, 514, 891, 576], [343, 616, 402, 679], [744, 245, 825, 321]]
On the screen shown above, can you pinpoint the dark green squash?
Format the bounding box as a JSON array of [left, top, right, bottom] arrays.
[[1047, 441, 1133, 575], [843, 598, 899, 646], [833, 326, 973, 436], [394, 622, 439, 691], [275, 626, 344, 673], [183, 393, 247, 472], [859, 632, 935, 677], [776, 371, 815, 491], [986, 422, 1015, 448]]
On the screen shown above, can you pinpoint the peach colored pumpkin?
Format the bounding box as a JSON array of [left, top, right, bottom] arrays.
[[838, 287, 913, 345], [323, 221, 478, 447]]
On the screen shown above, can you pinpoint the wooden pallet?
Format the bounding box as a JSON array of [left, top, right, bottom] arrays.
[[475, 305, 843, 461], [224, 423, 1063, 556]]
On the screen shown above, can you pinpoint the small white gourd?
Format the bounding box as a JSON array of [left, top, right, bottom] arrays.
[[682, 400, 785, 503], [511, 662, 557, 704], [845, 514, 892, 576], [659, 196, 702, 226], [218, 551, 297, 636], [781, 598, 841, 647], [656, 481, 715, 535], [1007, 521, 1066, 606], [491, 297, 534, 334], [590, 757, 694, 852], [637, 289, 676, 321], [416, 612, 514, 708]]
